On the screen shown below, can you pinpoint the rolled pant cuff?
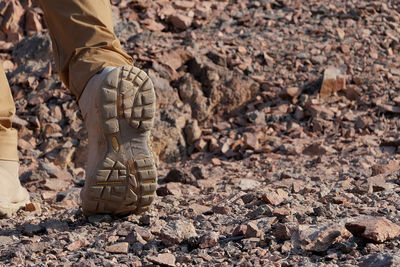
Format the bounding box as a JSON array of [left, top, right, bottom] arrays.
[[0, 129, 18, 161]]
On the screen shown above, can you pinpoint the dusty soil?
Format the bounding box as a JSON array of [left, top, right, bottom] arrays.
[[1, 0, 400, 266]]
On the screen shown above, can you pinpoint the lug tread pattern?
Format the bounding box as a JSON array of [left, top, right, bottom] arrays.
[[118, 66, 156, 132], [82, 66, 157, 216]]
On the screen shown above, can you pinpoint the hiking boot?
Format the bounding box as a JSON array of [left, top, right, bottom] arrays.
[[78, 66, 157, 216], [0, 160, 30, 218]]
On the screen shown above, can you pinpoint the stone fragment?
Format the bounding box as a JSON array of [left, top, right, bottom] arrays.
[[157, 182, 182, 197], [25, 9, 42, 33], [199, 231, 219, 248], [22, 224, 43, 237], [105, 242, 129, 254], [88, 214, 113, 224], [320, 67, 346, 98], [238, 179, 261, 191], [302, 143, 336, 156], [147, 253, 176, 267], [188, 203, 211, 215], [142, 18, 165, 32], [54, 148, 75, 170], [185, 120, 202, 145], [295, 222, 350, 252], [376, 102, 400, 114], [0, 236, 13, 246], [232, 225, 247, 236], [246, 222, 262, 238], [272, 206, 291, 217], [41, 179, 70, 191], [345, 217, 400, 243], [157, 219, 197, 245], [243, 132, 259, 150], [169, 13, 193, 30], [279, 87, 301, 99], [41, 191, 57, 201], [174, 0, 195, 10], [43, 220, 69, 233], [56, 187, 81, 203], [212, 205, 231, 215], [25, 202, 41, 212], [262, 189, 288, 206], [272, 223, 297, 241], [67, 240, 83, 251], [366, 175, 390, 193], [40, 162, 73, 180], [371, 161, 399, 176], [246, 110, 266, 125], [2, 0, 24, 40], [191, 165, 206, 179], [164, 168, 195, 184], [361, 253, 400, 267]]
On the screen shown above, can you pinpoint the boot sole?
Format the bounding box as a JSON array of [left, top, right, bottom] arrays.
[[0, 198, 30, 218], [82, 66, 157, 216]]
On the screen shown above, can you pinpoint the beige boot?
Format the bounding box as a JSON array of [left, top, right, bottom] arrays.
[[0, 160, 30, 218], [78, 66, 157, 216]]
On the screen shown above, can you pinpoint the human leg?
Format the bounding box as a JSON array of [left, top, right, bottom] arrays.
[[0, 63, 30, 218], [38, 0, 133, 99], [39, 0, 157, 215]]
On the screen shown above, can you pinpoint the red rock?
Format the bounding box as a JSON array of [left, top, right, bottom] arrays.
[[105, 242, 129, 254], [320, 67, 346, 98], [272, 207, 291, 217], [199, 231, 219, 249], [142, 18, 165, 32], [366, 175, 389, 193], [169, 13, 193, 30], [279, 87, 301, 99], [262, 189, 288, 206], [52, 199, 78, 210], [54, 148, 75, 170], [212, 205, 231, 214], [376, 102, 400, 114], [296, 222, 350, 252], [25, 202, 41, 212], [25, 9, 42, 33], [238, 46, 247, 54], [345, 217, 400, 243], [174, 0, 195, 9], [147, 253, 176, 267], [185, 120, 202, 144], [272, 223, 295, 241], [243, 132, 259, 150], [246, 222, 262, 238], [41, 179, 70, 191], [371, 161, 399, 176], [211, 158, 221, 165], [302, 143, 336, 156], [157, 182, 182, 197], [66, 240, 83, 251], [41, 191, 57, 201], [195, 138, 207, 151], [188, 203, 211, 215], [336, 27, 345, 39], [238, 179, 261, 191], [233, 225, 247, 236], [156, 219, 197, 245], [2, 0, 24, 35]]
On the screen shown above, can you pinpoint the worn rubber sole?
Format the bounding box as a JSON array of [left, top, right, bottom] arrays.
[[82, 66, 157, 216], [0, 199, 30, 219]]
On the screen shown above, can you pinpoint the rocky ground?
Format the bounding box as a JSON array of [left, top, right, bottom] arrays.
[[1, 0, 400, 266]]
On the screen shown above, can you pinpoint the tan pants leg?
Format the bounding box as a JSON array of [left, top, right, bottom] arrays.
[[39, 0, 133, 99], [0, 63, 18, 161]]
